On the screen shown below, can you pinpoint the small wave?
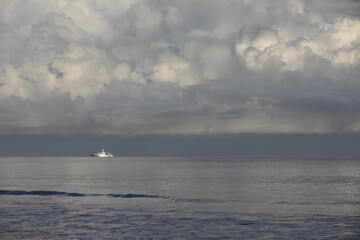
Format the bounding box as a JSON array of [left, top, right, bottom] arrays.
[[0, 190, 168, 199], [0, 190, 86, 197], [105, 193, 172, 200], [0, 190, 216, 202]]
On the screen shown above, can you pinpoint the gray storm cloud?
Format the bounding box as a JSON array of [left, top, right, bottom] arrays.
[[0, 0, 359, 134]]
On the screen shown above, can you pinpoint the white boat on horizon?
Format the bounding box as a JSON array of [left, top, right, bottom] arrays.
[[90, 149, 114, 157]]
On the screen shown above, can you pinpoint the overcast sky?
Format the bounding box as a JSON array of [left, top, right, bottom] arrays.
[[0, 0, 360, 156]]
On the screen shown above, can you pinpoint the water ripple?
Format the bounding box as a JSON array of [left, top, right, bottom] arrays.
[[0, 190, 86, 197], [0, 190, 216, 202]]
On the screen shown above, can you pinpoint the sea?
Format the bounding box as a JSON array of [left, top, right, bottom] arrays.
[[0, 157, 359, 239]]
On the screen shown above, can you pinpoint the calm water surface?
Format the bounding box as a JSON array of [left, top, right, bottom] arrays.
[[1, 157, 359, 239]]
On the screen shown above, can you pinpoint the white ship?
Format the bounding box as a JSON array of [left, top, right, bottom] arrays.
[[90, 149, 114, 157]]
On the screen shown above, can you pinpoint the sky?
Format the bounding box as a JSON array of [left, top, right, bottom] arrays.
[[0, 0, 360, 156]]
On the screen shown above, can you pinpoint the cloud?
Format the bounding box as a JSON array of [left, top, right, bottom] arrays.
[[0, 0, 359, 135]]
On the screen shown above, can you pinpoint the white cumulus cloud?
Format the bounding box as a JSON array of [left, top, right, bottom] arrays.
[[0, 0, 359, 134]]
